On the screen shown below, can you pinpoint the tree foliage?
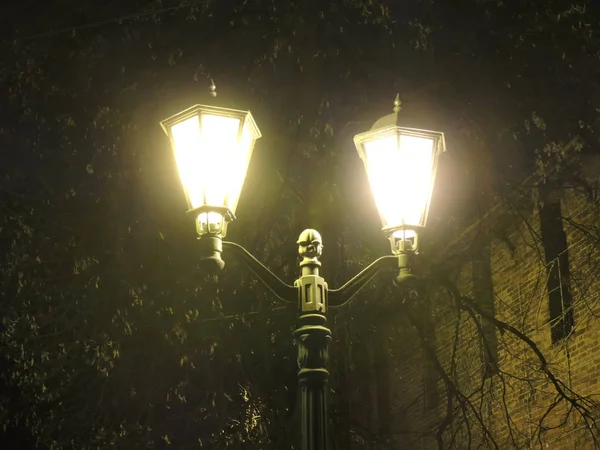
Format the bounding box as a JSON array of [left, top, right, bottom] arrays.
[[1, 0, 598, 448]]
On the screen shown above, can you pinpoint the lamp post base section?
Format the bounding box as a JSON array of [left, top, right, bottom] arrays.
[[295, 313, 331, 450]]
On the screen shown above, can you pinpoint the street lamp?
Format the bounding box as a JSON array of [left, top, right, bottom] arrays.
[[354, 94, 446, 282], [160, 104, 261, 269], [160, 96, 445, 450]]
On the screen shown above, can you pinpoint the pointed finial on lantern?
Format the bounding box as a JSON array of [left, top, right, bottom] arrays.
[[393, 93, 401, 113]]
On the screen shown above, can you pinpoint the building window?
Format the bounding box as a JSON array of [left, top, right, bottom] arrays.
[[420, 295, 439, 411], [472, 243, 498, 377], [422, 348, 439, 411], [538, 191, 574, 343], [545, 255, 574, 342]]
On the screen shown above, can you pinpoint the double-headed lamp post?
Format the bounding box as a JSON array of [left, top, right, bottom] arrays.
[[160, 96, 445, 450]]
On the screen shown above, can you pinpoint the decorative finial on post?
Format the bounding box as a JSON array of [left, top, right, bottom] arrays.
[[295, 229, 327, 313], [393, 93, 402, 113], [209, 78, 217, 97], [297, 229, 323, 274]]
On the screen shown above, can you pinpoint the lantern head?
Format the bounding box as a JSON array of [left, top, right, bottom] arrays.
[[161, 104, 261, 237], [354, 96, 445, 253]]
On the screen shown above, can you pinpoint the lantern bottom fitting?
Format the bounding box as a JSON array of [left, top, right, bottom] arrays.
[[394, 251, 419, 287], [383, 225, 420, 254], [187, 205, 235, 238], [198, 234, 226, 272]]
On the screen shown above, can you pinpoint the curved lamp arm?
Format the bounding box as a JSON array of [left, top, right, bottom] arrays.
[[329, 255, 399, 308], [222, 241, 297, 304]]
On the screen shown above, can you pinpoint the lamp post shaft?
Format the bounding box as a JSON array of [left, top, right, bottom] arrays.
[[295, 229, 331, 450], [296, 312, 330, 450]]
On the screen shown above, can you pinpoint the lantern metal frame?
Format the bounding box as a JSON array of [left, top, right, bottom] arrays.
[[160, 104, 261, 238], [353, 99, 446, 254]]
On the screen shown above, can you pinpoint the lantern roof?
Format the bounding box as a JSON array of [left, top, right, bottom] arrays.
[[368, 95, 445, 138], [160, 104, 261, 140]]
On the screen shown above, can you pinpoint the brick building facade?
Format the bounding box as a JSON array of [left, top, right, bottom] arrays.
[[352, 185, 600, 449]]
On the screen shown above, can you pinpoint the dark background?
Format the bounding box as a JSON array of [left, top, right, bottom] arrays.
[[0, 0, 598, 448]]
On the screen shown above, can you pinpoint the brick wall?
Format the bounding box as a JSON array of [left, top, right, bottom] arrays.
[[355, 187, 600, 449]]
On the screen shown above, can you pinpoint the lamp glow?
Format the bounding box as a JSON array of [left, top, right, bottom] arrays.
[[354, 100, 445, 252], [161, 105, 261, 237]]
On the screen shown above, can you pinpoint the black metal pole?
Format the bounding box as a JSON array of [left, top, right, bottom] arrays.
[[206, 229, 410, 450], [294, 229, 331, 450]]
